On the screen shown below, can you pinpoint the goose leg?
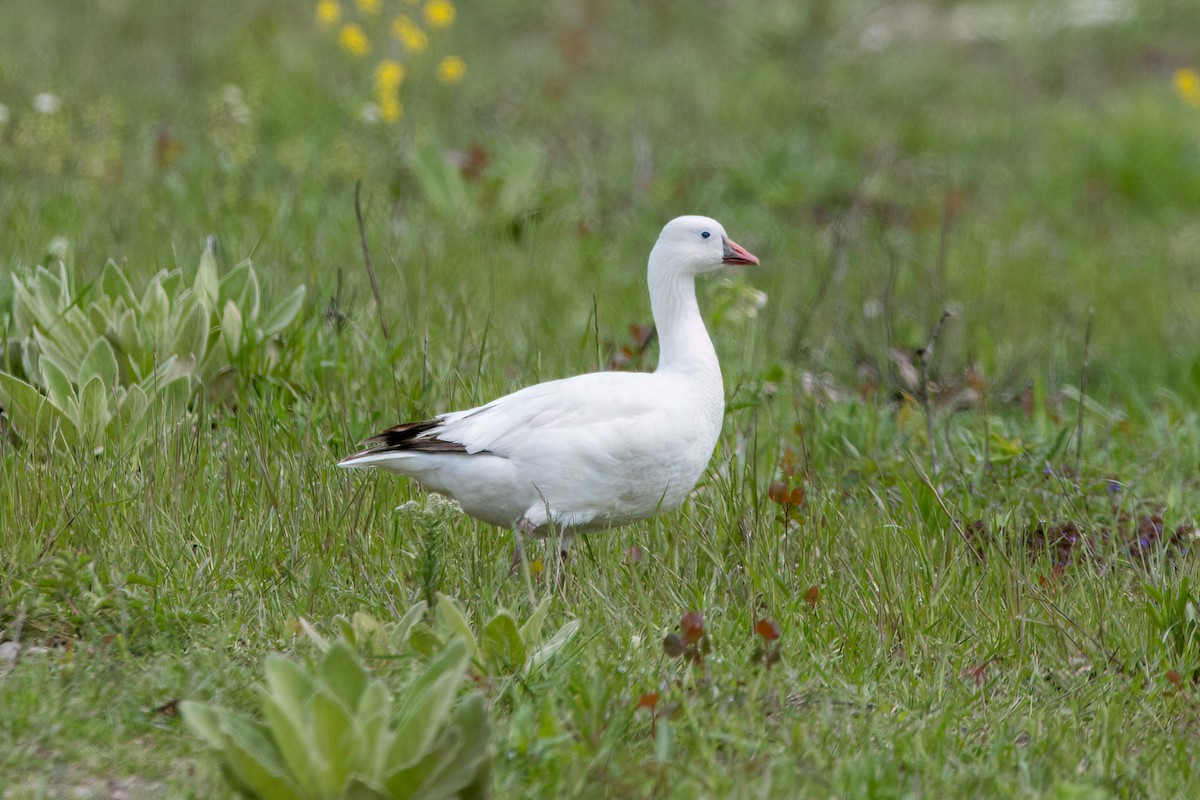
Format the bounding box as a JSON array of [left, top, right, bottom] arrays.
[[509, 516, 537, 576]]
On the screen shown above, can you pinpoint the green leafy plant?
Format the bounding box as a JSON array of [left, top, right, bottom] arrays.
[[182, 636, 492, 800], [406, 594, 580, 678], [1146, 578, 1200, 670], [0, 241, 305, 448], [410, 143, 547, 232], [322, 595, 579, 679]]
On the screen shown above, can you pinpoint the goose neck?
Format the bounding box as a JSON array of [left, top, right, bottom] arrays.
[[649, 267, 719, 379]]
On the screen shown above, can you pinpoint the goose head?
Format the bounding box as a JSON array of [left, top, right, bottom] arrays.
[[648, 215, 759, 279]]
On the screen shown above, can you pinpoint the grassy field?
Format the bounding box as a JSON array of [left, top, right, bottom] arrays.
[[4, 0, 1200, 796]]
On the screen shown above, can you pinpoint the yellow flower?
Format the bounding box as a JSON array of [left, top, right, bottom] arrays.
[[355, 0, 380, 13], [424, 0, 455, 29], [338, 23, 370, 57], [391, 15, 428, 52], [437, 55, 466, 85], [1175, 68, 1200, 108], [380, 95, 403, 121], [375, 59, 405, 87], [315, 0, 342, 28]]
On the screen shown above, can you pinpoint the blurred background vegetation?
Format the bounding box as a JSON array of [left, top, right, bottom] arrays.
[[3, 0, 1200, 405], [7, 3, 1200, 796]]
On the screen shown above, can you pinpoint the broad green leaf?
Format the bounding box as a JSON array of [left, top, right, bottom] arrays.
[[113, 308, 143, 373], [31, 265, 67, 327], [435, 594, 480, 659], [221, 300, 243, 357], [10, 277, 37, 334], [356, 679, 392, 744], [526, 619, 580, 673], [88, 295, 117, 335], [100, 259, 138, 307], [0, 371, 66, 441], [348, 612, 389, 655], [258, 691, 317, 791], [390, 601, 429, 651], [221, 259, 261, 322], [158, 267, 185, 298], [32, 329, 79, 383], [385, 726, 464, 798], [482, 611, 525, 674], [195, 237, 220, 309], [140, 280, 171, 345], [387, 639, 470, 767], [408, 622, 443, 659], [518, 598, 551, 646], [216, 715, 306, 800], [108, 383, 148, 441], [77, 376, 110, 446], [310, 687, 361, 794], [409, 693, 492, 800], [180, 703, 305, 800], [178, 701, 229, 750], [39, 353, 76, 418], [174, 295, 211, 361], [263, 653, 317, 713], [77, 337, 119, 389], [58, 306, 97, 369], [261, 285, 306, 337], [318, 641, 369, 710], [345, 777, 392, 800]]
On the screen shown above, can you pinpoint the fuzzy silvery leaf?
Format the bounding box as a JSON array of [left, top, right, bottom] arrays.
[[318, 640, 369, 710], [261, 285, 306, 338], [526, 619, 580, 673], [407, 622, 443, 659], [434, 594, 479, 660], [482, 611, 525, 674], [258, 691, 317, 792], [221, 300, 243, 357], [100, 260, 138, 307], [517, 598, 551, 646], [77, 337, 119, 389], [38, 353, 76, 419], [221, 260, 260, 322], [175, 296, 210, 363], [194, 238, 220, 310], [387, 638, 470, 768], [310, 686, 363, 794], [0, 372, 66, 440], [263, 653, 317, 717], [77, 376, 110, 445], [180, 702, 305, 800]]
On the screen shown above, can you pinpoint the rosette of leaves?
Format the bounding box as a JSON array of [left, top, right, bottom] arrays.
[[0, 240, 305, 448], [405, 594, 580, 678], [318, 597, 578, 679], [181, 637, 492, 800]]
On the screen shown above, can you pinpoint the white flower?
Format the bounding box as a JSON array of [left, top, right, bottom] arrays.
[[359, 102, 382, 124], [33, 92, 61, 114], [48, 236, 70, 260], [863, 299, 882, 319], [0, 103, 9, 124]]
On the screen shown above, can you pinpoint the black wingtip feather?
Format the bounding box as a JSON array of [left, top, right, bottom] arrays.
[[362, 419, 470, 454]]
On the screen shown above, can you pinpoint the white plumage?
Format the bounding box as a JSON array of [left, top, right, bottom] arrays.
[[338, 216, 759, 535]]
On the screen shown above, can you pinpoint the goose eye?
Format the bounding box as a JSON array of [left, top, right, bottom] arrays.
[[701, 231, 711, 239]]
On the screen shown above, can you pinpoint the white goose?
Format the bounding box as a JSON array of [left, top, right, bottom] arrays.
[[338, 216, 759, 539]]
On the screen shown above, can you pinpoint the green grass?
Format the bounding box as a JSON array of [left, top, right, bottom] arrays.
[[5, 0, 1200, 796]]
